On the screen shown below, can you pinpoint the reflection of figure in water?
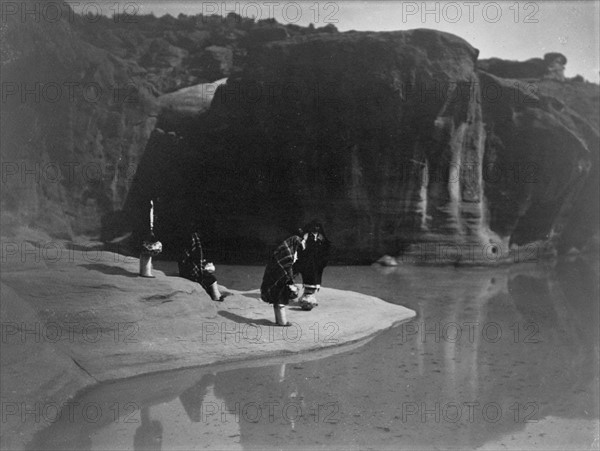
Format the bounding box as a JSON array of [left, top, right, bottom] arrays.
[[179, 373, 216, 422], [261, 234, 305, 326], [277, 362, 303, 430], [133, 407, 163, 451], [179, 228, 226, 302], [296, 220, 331, 310], [210, 362, 314, 447]]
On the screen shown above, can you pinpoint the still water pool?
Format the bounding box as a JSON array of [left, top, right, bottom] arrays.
[[28, 258, 599, 450]]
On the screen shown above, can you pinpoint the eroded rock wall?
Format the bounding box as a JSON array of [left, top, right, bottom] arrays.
[[126, 29, 598, 263], [0, 7, 158, 237], [1, 4, 329, 240], [3, 5, 595, 262]]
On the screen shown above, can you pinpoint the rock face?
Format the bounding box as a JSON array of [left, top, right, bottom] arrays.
[[0, 5, 334, 241], [2, 5, 597, 262], [126, 30, 598, 263], [0, 7, 158, 237]]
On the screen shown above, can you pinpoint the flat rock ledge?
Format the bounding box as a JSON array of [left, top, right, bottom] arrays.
[[0, 241, 415, 449]]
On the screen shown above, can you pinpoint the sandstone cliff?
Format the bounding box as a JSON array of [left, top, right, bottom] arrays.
[[0, 5, 331, 240], [1, 5, 597, 263], [0, 7, 158, 237], [126, 30, 599, 263]]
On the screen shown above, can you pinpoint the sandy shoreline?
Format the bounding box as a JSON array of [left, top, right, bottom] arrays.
[[0, 237, 415, 449]]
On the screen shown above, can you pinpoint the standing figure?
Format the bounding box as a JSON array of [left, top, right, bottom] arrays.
[[140, 199, 162, 278], [261, 234, 305, 326], [296, 220, 331, 310], [179, 231, 225, 302]]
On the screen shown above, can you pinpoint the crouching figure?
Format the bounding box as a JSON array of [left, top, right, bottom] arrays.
[[261, 234, 305, 326], [179, 231, 225, 302]]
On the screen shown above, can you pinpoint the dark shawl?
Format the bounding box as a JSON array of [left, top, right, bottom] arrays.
[[179, 232, 216, 290], [260, 236, 302, 305]]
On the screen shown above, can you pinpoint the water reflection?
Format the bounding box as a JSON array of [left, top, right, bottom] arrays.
[[133, 407, 163, 451], [27, 258, 599, 450]]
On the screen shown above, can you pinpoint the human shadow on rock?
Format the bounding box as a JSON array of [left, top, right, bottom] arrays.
[[81, 263, 139, 278], [217, 310, 274, 326]]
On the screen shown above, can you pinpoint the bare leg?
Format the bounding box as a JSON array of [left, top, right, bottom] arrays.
[[207, 282, 223, 301], [273, 304, 291, 326], [140, 254, 155, 278]]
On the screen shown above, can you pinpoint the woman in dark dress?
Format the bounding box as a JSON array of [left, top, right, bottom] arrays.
[[296, 220, 331, 310], [260, 234, 305, 326], [179, 231, 225, 302]]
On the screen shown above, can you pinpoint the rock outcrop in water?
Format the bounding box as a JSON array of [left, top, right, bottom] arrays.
[[125, 30, 599, 263]]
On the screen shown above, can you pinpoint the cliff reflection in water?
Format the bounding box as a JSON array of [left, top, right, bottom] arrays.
[[28, 258, 599, 450]]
